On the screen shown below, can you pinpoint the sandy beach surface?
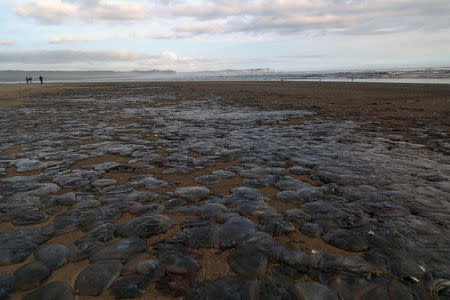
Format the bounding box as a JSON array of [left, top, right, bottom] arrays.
[[0, 81, 449, 299], [1, 81, 449, 152]]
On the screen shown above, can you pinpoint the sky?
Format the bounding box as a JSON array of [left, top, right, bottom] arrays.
[[0, 0, 449, 72]]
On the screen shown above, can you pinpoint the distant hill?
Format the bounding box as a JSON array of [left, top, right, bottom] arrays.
[[0, 70, 177, 82]]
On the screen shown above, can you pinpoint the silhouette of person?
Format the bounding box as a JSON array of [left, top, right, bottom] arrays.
[[26, 77, 29, 84], [29, 77, 32, 84], [39, 76, 43, 84]]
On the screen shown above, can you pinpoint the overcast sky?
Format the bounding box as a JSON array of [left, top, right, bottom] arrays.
[[0, 0, 449, 71]]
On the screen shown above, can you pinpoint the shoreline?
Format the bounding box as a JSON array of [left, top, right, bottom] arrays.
[[2, 78, 450, 85]]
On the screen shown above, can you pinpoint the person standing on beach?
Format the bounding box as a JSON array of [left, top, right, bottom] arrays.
[[39, 76, 43, 84], [26, 77, 29, 84], [29, 77, 32, 84]]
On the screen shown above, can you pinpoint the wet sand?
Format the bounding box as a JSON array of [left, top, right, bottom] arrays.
[[0, 81, 449, 299], [1, 81, 449, 151]]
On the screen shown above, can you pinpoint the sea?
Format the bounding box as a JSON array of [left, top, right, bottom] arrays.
[[1, 70, 450, 85]]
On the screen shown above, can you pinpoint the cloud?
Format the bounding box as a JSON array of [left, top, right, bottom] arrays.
[[175, 23, 222, 34], [0, 50, 150, 64], [0, 40, 15, 46], [12, 0, 450, 38], [0, 49, 217, 70], [79, 1, 146, 22], [161, 51, 190, 61], [15, 0, 77, 24], [156, 0, 450, 37], [156, 51, 216, 63], [14, 0, 147, 24], [73, 0, 101, 7], [148, 32, 193, 40], [148, 23, 223, 39], [229, 14, 346, 34], [38, 37, 100, 44], [159, 1, 242, 20]]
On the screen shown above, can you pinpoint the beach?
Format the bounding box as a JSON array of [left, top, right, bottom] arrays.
[[1, 81, 449, 152], [0, 81, 449, 299]]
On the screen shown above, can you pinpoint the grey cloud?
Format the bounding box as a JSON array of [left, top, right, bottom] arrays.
[[162, 0, 450, 36], [0, 50, 152, 64], [79, 1, 147, 22], [149, 24, 223, 40], [161, 3, 241, 20], [13, 0, 450, 37], [15, 0, 147, 24], [15, 1, 77, 24], [175, 23, 221, 34], [0, 50, 216, 69], [71, 0, 101, 7], [228, 15, 347, 34]]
